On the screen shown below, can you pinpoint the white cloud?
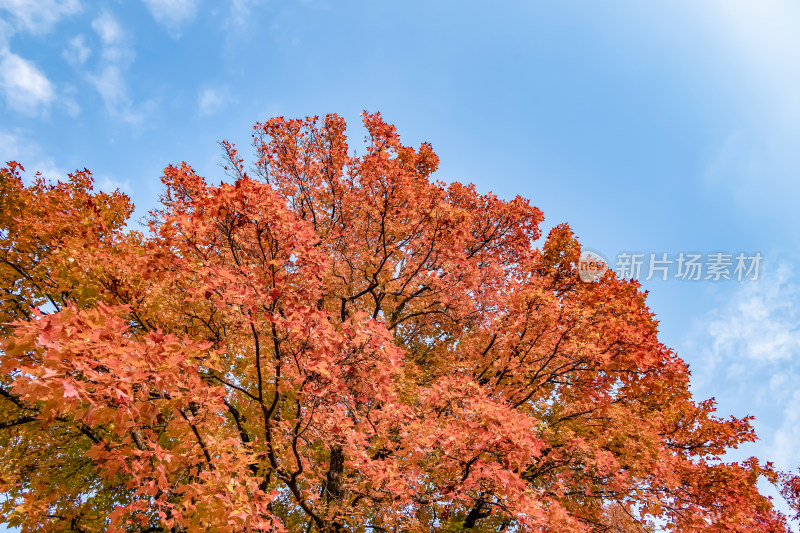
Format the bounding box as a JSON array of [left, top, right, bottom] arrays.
[[63, 34, 91, 66], [84, 11, 151, 125], [226, 0, 266, 29], [141, 0, 199, 35], [88, 65, 145, 126], [0, 50, 55, 114], [197, 87, 226, 116], [0, 0, 80, 35], [96, 174, 131, 193], [91, 11, 122, 45], [88, 65, 125, 108], [682, 261, 800, 519], [705, 264, 800, 365], [60, 84, 80, 116], [62, 97, 80, 116], [689, 264, 800, 396], [0, 130, 66, 180], [90, 11, 131, 63], [0, 17, 13, 50], [0, 130, 128, 192]]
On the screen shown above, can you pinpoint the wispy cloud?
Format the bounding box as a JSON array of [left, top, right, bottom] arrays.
[[0, 17, 12, 50], [0, 49, 55, 115], [0, 129, 129, 192], [685, 261, 800, 460], [0, 129, 66, 180], [86, 11, 151, 126], [62, 34, 91, 66], [141, 0, 199, 36], [226, 0, 266, 30], [706, 264, 800, 366], [88, 65, 127, 112], [96, 174, 131, 193], [91, 11, 128, 62], [91, 11, 122, 45], [682, 261, 800, 520], [87, 65, 148, 126], [0, 1, 79, 118], [0, 0, 81, 35], [688, 264, 800, 394], [197, 87, 228, 116]]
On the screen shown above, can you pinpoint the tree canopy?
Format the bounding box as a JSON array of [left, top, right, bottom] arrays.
[[0, 113, 795, 532]]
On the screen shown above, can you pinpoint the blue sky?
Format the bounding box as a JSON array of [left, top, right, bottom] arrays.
[[2, 0, 800, 522]]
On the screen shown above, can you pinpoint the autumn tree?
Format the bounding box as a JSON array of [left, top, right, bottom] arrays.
[[779, 469, 800, 523], [0, 113, 791, 532]]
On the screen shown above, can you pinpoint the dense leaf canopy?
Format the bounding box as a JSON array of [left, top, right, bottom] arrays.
[[0, 113, 793, 532]]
